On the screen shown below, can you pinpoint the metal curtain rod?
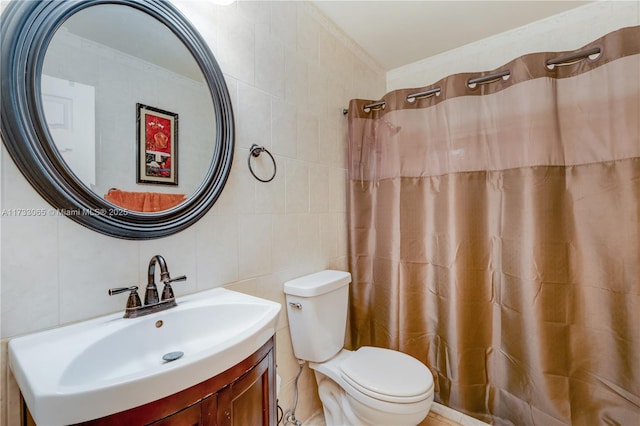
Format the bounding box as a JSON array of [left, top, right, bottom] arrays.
[[342, 87, 441, 115], [343, 46, 603, 115], [364, 100, 386, 111], [342, 70, 509, 114], [342, 100, 386, 115], [546, 46, 601, 67], [467, 70, 510, 87], [407, 87, 441, 101]]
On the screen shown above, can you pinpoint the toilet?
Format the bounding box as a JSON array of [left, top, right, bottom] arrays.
[[284, 270, 434, 426]]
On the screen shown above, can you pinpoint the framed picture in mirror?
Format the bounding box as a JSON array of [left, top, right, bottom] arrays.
[[137, 103, 178, 185]]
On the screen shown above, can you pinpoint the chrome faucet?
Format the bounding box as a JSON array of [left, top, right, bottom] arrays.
[[109, 255, 187, 318]]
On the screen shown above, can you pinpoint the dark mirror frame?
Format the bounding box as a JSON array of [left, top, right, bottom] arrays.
[[0, 0, 234, 240]]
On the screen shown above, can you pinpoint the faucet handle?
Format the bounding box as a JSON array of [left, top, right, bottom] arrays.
[[108, 285, 138, 296], [165, 275, 187, 284], [108, 286, 142, 310], [161, 275, 187, 301]]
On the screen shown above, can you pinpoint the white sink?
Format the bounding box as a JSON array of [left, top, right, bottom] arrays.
[[9, 288, 281, 425]]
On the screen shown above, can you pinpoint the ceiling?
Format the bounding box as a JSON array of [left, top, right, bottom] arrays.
[[311, 1, 591, 70]]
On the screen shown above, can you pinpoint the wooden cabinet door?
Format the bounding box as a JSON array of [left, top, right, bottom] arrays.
[[217, 349, 276, 426], [149, 403, 201, 426], [201, 393, 218, 426]]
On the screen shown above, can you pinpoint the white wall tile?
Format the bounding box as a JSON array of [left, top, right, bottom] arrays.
[[1, 216, 59, 337], [297, 214, 322, 272], [319, 213, 338, 260], [296, 7, 320, 62], [224, 277, 258, 297], [216, 5, 255, 84], [58, 219, 140, 323], [329, 168, 347, 213], [1, 148, 53, 211], [318, 115, 339, 166], [271, 99, 297, 159], [255, 27, 286, 99], [284, 48, 303, 104], [285, 159, 309, 213], [236, 83, 272, 150], [271, 214, 299, 279], [255, 154, 285, 214], [309, 165, 330, 213], [307, 65, 329, 118], [276, 327, 301, 380], [237, 214, 272, 279], [214, 148, 257, 215], [335, 212, 348, 258], [271, 1, 297, 49], [237, 1, 270, 32], [296, 112, 319, 162], [255, 274, 288, 331], [318, 30, 341, 77], [336, 110, 350, 170], [196, 214, 239, 290]]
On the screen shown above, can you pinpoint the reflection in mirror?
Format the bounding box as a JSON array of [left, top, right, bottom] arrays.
[[41, 4, 216, 212]]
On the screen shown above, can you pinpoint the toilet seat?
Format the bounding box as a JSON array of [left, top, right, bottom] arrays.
[[340, 346, 434, 404]]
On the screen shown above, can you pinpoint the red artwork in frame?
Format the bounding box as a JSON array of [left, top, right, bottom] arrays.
[[137, 103, 178, 185]]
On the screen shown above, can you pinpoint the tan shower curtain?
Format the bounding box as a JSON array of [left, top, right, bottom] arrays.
[[347, 26, 640, 425]]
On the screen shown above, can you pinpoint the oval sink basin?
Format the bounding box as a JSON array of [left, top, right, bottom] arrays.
[[8, 288, 281, 425]]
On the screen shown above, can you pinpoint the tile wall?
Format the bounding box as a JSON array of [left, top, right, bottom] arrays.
[[0, 1, 385, 424]]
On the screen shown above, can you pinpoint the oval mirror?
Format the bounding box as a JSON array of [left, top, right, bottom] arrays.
[[1, 0, 234, 239]]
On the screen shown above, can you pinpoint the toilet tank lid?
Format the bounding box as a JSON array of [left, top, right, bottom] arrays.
[[284, 270, 351, 297]]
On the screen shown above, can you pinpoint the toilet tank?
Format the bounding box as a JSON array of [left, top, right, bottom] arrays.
[[284, 270, 351, 363]]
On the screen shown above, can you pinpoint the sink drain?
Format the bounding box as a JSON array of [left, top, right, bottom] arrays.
[[162, 351, 184, 363]]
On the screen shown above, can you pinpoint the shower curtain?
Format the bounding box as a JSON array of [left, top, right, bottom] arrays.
[[347, 26, 639, 425]]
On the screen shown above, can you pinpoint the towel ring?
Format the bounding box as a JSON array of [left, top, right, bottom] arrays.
[[248, 144, 277, 183]]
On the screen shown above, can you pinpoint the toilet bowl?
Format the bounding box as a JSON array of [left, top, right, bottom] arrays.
[[311, 347, 434, 425], [284, 270, 434, 426]]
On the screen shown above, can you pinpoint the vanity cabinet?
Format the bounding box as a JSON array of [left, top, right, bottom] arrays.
[[22, 337, 276, 426]]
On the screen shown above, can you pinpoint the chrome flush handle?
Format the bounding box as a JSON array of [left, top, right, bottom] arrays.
[[289, 302, 303, 310]]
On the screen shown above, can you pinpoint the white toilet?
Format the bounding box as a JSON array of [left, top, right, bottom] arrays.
[[284, 270, 434, 426]]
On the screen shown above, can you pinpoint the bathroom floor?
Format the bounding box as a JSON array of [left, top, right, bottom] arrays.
[[303, 402, 489, 426]]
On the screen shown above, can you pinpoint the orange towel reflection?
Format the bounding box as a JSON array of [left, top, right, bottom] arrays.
[[105, 189, 186, 212]]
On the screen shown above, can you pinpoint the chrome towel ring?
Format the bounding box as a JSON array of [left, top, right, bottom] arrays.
[[248, 144, 277, 183]]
